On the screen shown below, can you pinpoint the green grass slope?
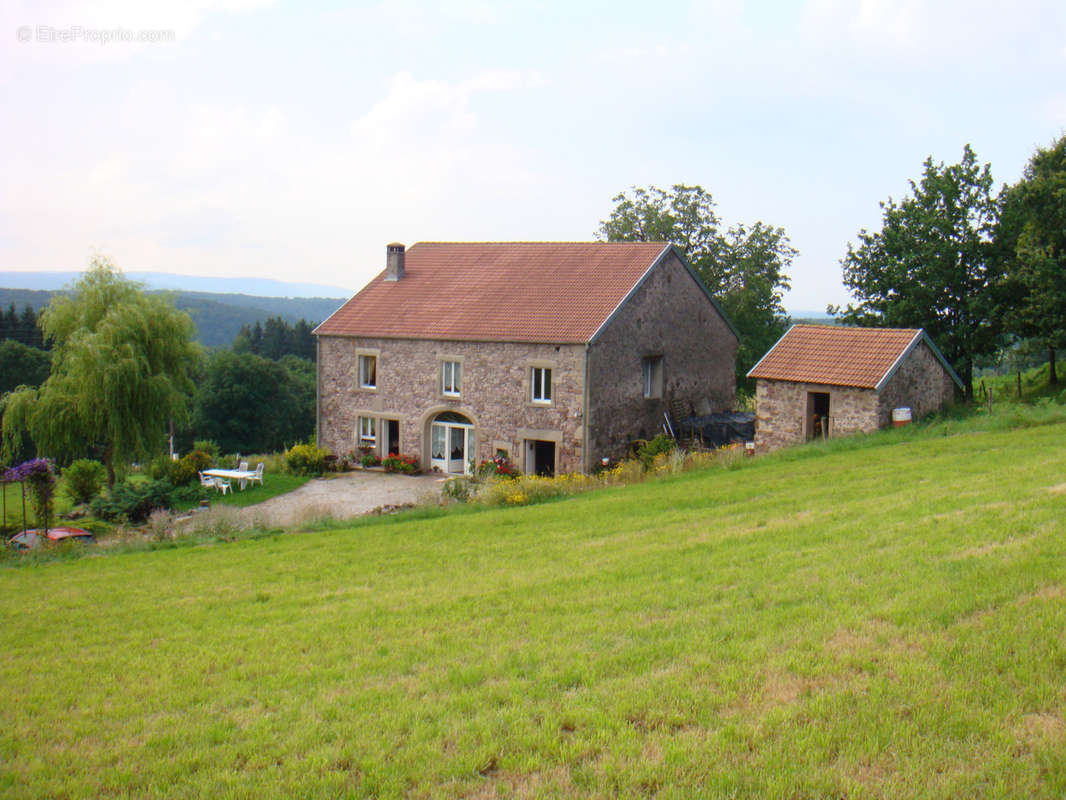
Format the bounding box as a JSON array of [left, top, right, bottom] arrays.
[[2, 422, 1065, 798]]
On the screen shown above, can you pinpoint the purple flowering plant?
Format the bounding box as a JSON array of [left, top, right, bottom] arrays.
[[3, 458, 56, 532]]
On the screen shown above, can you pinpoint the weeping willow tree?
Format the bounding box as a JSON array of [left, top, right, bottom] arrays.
[[2, 257, 201, 486]]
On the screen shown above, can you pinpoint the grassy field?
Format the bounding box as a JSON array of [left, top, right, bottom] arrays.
[[1, 419, 1065, 798]]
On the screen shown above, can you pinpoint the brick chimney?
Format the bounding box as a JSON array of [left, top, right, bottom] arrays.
[[385, 242, 405, 281]]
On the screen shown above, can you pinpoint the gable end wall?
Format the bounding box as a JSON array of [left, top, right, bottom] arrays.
[[586, 250, 737, 464], [876, 340, 958, 425]]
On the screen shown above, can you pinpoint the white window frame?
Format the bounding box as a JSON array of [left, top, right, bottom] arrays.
[[531, 366, 552, 404], [358, 354, 377, 390], [359, 416, 377, 445], [441, 360, 461, 397], [642, 356, 663, 399]]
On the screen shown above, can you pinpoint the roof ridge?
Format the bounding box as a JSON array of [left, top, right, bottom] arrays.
[[410, 240, 669, 246], [792, 322, 922, 334]]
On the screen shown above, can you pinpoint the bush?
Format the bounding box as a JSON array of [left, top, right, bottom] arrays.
[[170, 450, 213, 486], [441, 476, 473, 503], [382, 453, 419, 474], [62, 459, 107, 505], [147, 453, 174, 481], [91, 480, 177, 524], [285, 443, 330, 476], [361, 453, 381, 468], [635, 434, 676, 468], [193, 440, 220, 459]]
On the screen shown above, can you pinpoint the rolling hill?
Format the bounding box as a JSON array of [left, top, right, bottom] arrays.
[[0, 287, 346, 348]]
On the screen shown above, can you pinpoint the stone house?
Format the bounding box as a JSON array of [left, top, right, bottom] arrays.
[[314, 242, 738, 475], [746, 324, 962, 452]]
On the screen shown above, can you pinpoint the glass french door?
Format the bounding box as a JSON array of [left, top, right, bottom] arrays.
[[431, 421, 475, 475]]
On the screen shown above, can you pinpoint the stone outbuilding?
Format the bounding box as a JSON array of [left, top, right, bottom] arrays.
[[314, 241, 738, 475], [746, 324, 962, 452]]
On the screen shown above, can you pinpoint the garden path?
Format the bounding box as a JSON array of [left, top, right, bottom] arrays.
[[237, 470, 445, 527]]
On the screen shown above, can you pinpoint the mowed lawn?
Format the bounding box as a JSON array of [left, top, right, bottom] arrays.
[[2, 423, 1066, 798]]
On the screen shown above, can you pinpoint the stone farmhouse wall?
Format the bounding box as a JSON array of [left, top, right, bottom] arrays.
[[876, 341, 957, 426], [587, 250, 738, 463], [754, 340, 958, 453], [317, 336, 587, 473]]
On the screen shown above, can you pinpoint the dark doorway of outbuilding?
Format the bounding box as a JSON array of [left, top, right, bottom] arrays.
[[525, 439, 556, 477], [806, 392, 830, 440]]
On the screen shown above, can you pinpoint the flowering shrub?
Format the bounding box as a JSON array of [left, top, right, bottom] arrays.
[[468, 443, 748, 507], [476, 455, 519, 479], [5, 458, 57, 531], [285, 443, 331, 476], [171, 450, 213, 486], [382, 453, 419, 474], [360, 453, 381, 468]]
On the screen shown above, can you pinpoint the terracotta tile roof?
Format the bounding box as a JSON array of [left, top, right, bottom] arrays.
[[314, 242, 672, 343], [747, 324, 930, 389]]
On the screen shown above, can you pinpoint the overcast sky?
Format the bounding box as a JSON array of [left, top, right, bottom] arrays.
[[2, 0, 1064, 310]]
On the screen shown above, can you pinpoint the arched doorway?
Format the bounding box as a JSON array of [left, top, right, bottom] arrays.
[[430, 411, 475, 475]]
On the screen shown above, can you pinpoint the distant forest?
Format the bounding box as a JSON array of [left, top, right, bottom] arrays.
[[0, 288, 345, 348]]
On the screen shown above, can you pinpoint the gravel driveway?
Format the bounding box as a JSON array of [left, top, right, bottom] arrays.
[[237, 470, 446, 527]]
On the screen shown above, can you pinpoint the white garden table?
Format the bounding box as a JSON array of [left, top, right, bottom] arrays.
[[203, 468, 257, 491]]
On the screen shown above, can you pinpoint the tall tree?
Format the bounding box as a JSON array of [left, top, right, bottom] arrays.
[[19, 305, 44, 349], [0, 340, 51, 394], [1, 258, 201, 485], [997, 135, 1066, 385], [598, 184, 794, 388], [192, 350, 313, 454], [837, 145, 1001, 398]]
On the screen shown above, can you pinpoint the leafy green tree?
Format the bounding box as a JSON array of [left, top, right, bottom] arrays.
[[0, 340, 51, 394], [836, 145, 1001, 398], [192, 350, 314, 454], [598, 184, 794, 389], [233, 316, 317, 362], [997, 135, 1066, 385], [1, 258, 201, 485]]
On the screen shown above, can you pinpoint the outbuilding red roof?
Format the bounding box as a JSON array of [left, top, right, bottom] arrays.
[[313, 242, 672, 343], [747, 324, 960, 390]]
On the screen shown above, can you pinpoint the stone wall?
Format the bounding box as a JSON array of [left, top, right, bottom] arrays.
[[877, 340, 958, 425], [587, 250, 738, 464], [754, 380, 879, 452], [317, 335, 586, 473]]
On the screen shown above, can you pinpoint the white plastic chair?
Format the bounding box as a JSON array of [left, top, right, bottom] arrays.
[[238, 460, 249, 473], [199, 471, 217, 489], [249, 463, 264, 486], [215, 478, 232, 495]]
